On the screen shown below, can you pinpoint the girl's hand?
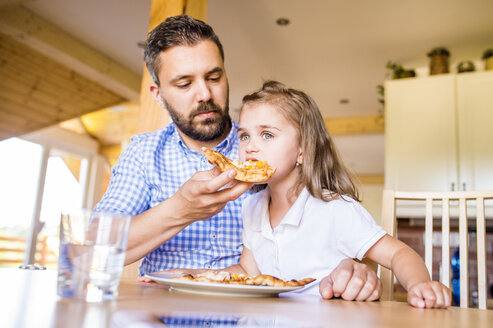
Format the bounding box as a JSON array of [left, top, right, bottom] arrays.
[[407, 281, 451, 308], [137, 276, 154, 283]]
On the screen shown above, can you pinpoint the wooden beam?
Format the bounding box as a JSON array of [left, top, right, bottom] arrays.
[[324, 115, 384, 136], [0, 5, 140, 101], [183, 0, 208, 22], [0, 32, 125, 140], [138, 0, 208, 134], [80, 102, 140, 146], [0, 0, 31, 7], [100, 144, 124, 168], [357, 174, 385, 185], [22, 125, 99, 155]]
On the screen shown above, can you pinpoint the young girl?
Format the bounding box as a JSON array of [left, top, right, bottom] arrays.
[[229, 80, 450, 308]]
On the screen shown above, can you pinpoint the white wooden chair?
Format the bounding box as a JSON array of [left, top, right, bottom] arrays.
[[379, 190, 493, 309]]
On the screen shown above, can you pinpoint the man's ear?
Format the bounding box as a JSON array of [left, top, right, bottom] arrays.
[[150, 84, 166, 109]]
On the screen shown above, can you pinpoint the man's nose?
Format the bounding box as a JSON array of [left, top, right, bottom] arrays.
[[195, 80, 212, 102]]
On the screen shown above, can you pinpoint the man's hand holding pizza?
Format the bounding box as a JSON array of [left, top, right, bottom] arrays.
[[169, 167, 253, 223], [126, 166, 252, 265]]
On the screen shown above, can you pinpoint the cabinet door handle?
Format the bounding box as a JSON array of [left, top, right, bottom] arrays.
[[450, 182, 455, 191], [462, 182, 466, 191]]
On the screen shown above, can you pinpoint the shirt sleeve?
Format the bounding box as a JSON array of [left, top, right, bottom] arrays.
[[94, 136, 151, 215], [334, 199, 386, 260]]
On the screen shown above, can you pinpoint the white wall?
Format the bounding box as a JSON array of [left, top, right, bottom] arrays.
[[360, 184, 384, 226]]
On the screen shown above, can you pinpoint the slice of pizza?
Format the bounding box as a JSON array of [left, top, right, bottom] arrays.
[[201, 147, 276, 183], [172, 271, 315, 288], [243, 275, 316, 287]]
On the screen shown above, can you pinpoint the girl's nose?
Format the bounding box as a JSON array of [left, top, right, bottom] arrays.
[[245, 139, 258, 153]]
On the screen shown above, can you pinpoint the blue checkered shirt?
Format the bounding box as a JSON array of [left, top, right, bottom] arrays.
[[95, 121, 247, 276]]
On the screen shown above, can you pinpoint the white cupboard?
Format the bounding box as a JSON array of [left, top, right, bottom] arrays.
[[385, 71, 493, 192], [456, 72, 493, 191]]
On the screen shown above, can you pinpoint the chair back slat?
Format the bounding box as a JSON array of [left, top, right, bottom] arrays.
[[381, 190, 397, 235], [380, 189, 493, 309], [476, 197, 487, 310], [425, 198, 434, 276], [458, 198, 469, 308], [380, 189, 397, 301], [441, 198, 450, 288]]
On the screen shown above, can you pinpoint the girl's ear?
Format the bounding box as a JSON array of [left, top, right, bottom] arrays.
[[297, 150, 303, 165]]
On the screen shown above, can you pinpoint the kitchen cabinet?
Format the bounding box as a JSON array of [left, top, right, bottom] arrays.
[[385, 71, 493, 192]]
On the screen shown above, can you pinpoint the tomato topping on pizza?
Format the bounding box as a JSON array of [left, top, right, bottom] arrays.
[[201, 147, 276, 182]]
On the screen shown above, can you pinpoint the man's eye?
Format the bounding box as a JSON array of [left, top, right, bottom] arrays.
[[177, 82, 190, 89], [209, 76, 221, 82]]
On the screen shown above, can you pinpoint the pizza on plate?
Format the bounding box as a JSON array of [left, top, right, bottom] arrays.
[[172, 271, 315, 288], [201, 147, 276, 183]]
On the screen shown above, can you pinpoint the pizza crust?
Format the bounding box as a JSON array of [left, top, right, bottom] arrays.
[[172, 271, 315, 287], [201, 147, 276, 182]]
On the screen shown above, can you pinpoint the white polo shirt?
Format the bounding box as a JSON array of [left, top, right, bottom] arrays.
[[242, 187, 386, 295]]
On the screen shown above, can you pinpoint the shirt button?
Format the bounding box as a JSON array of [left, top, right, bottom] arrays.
[[206, 265, 211, 269], [211, 233, 216, 239]]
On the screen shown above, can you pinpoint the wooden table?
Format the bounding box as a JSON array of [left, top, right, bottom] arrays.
[[1, 268, 492, 328]]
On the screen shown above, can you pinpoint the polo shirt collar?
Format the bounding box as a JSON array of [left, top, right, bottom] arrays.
[[279, 187, 310, 227]]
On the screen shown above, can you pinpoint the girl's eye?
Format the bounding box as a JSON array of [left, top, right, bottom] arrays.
[[240, 134, 249, 141], [262, 132, 273, 139]]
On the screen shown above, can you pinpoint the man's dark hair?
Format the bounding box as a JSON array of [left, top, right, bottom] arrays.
[[144, 15, 225, 86]]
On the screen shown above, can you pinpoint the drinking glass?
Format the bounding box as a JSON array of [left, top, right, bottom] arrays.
[[57, 209, 132, 302]]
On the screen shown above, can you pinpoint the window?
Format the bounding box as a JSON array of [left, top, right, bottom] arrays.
[[0, 127, 104, 268], [0, 138, 42, 267]]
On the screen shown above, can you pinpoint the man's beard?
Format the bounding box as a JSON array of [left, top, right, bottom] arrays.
[[162, 96, 231, 142]]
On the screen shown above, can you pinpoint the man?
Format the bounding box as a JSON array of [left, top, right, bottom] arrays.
[[96, 15, 381, 301]]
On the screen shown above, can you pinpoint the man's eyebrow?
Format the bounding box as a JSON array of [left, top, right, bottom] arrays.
[[207, 67, 223, 75], [170, 74, 192, 84], [169, 67, 223, 84]]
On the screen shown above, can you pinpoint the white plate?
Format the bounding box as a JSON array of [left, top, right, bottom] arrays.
[[145, 273, 309, 297]]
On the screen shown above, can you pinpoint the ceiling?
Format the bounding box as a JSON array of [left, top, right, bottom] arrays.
[[0, 30, 126, 140], [3, 0, 493, 175]]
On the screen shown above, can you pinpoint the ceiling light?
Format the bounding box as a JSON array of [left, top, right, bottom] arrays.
[[339, 99, 350, 104], [276, 18, 290, 26]]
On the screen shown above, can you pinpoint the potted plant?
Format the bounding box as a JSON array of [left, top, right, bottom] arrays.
[[377, 61, 416, 111], [483, 49, 493, 71], [428, 47, 450, 75]]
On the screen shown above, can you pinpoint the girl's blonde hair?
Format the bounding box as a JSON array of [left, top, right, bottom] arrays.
[[242, 81, 360, 202]]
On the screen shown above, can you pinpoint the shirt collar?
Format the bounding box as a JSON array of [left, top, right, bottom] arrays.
[[279, 187, 310, 227], [214, 120, 238, 155], [252, 187, 310, 233], [170, 120, 238, 156]]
